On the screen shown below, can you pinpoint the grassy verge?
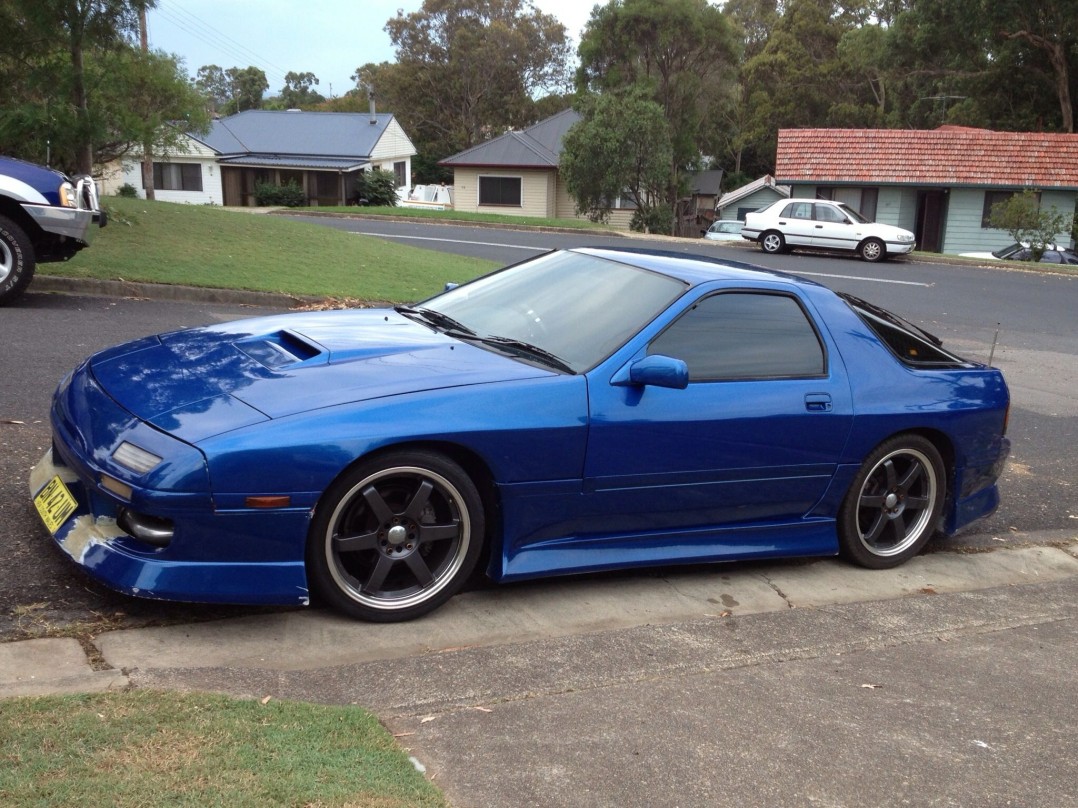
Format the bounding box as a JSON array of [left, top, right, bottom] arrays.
[[0, 690, 446, 808], [310, 204, 614, 230], [51, 197, 497, 302]]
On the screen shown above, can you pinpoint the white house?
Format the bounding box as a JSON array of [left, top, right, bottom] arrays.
[[108, 109, 417, 207]]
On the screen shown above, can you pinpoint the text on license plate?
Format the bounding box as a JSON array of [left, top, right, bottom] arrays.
[[34, 476, 78, 534]]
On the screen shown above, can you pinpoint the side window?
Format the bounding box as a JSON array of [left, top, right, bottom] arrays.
[[814, 204, 847, 223], [780, 201, 813, 220], [648, 292, 826, 381]]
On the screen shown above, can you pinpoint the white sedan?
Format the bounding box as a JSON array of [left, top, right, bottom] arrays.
[[742, 199, 916, 262], [704, 220, 745, 241]]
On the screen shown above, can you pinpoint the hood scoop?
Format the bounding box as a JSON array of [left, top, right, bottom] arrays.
[[234, 330, 325, 370]]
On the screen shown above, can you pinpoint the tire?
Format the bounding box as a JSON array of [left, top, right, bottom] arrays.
[[306, 450, 485, 622], [0, 214, 36, 306], [838, 435, 946, 569], [760, 231, 786, 254], [859, 237, 886, 263]]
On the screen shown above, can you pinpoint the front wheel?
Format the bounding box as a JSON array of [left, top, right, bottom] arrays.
[[307, 450, 485, 621], [0, 214, 36, 306], [760, 231, 786, 254], [859, 237, 886, 263], [838, 435, 946, 569]]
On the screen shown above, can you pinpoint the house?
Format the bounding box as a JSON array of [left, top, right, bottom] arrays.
[[775, 126, 1078, 254], [715, 175, 790, 222], [107, 109, 417, 207]]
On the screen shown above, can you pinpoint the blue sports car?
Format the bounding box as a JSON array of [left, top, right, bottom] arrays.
[[30, 248, 1010, 621]]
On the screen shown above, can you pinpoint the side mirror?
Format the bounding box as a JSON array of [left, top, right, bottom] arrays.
[[614, 354, 689, 389]]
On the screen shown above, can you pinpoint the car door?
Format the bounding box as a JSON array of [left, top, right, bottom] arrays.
[[582, 288, 854, 551], [774, 200, 817, 246], [810, 202, 856, 250]]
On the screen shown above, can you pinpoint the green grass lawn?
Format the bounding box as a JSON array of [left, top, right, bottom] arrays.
[[0, 691, 447, 808], [50, 197, 498, 303]]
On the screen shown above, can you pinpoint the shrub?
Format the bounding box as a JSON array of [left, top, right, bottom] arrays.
[[354, 168, 398, 207], [254, 180, 307, 207], [116, 183, 138, 198]]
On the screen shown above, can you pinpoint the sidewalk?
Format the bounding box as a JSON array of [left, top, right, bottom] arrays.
[[3, 541, 1077, 806], [3, 541, 1076, 698]]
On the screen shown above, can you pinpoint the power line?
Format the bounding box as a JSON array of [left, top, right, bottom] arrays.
[[150, 1, 291, 88]]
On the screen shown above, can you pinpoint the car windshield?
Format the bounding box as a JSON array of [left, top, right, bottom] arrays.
[[991, 243, 1024, 259], [419, 250, 687, 373]]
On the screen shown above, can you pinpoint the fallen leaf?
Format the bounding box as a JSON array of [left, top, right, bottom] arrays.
[[260, 696, 272, 705], [1, 419, 26, 425], [419, 715, 436, 724], [919, 586, 937, 595], [861, 683, 882, 689], [473, 706, 493, 713], [393, 732, 415, 738]]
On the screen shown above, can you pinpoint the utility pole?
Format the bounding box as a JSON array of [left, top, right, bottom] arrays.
[[139, 4, 156, 200]]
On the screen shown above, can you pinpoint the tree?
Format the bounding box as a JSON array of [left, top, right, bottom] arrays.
[[195, 64, 230, 113], [0, 0, 207, 173], [224, 66, 268, 113], [560, 88, 674, 232], [3, 0, 148, 173], [377, 0, 572, 163], [576, 0, 740, 168], [277, 71, 325, 109], [989, 190, 1075, 261]]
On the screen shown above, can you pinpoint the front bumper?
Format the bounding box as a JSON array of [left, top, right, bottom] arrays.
[[22, 204, 96, 244], [888, 241, 916, 255], [31, 449, 311, 606]]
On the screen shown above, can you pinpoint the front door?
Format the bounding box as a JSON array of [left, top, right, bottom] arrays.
[[583, 290, 853, 539], [917, 191, 946, 252]]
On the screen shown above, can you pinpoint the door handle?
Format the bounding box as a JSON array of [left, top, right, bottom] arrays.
[[815, 224, 824, 229], [805, 393, 832, 412]]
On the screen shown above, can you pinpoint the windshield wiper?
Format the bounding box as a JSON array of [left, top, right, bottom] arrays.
[[394, 305, 475, 336], [459, 334, 574, 374]]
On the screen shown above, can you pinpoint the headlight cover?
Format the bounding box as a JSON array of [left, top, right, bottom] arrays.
[[58, 181, 77, 208], [113, 441, 163, 475]]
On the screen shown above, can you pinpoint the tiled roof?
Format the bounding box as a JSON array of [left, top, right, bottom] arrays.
[[776, 127, 1078, 189], [440, 109, 582, 168]]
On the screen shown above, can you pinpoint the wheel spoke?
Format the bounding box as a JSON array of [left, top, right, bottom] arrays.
[[334, 530, 380, 553], [362, 485, 395, 524], [403, 480, 434, 521], [887, 511, 908, 543], [405, 553, 435, 587], [881, 459, 898, 489], [417, 520, 460, 545], [896, 461, 923, 493], [863, 511, 888, 544], [905, 494, 930, 512], [364, 555, 395, 593], [860, 493, 887, 509]]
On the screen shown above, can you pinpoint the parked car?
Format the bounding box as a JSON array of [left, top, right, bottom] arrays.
[[959, 242, 1078, 264], [742, 198, 916, 262], [704, 220, 745, 241], [0, 155, 105, 305], [31, 248, 1009, 622]]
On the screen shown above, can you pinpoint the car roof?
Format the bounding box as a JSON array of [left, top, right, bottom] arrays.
[[569, 246, 824, 288]]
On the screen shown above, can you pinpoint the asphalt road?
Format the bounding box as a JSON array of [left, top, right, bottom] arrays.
[[1, 220, 1075, 640]]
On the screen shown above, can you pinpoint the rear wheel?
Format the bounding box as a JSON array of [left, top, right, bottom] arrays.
[[0, 214, 35, 306], [307, 450, 485, 622], [760, 231, 786, 254], [838, 435, 945, 568], [859, 237, 886, 263]]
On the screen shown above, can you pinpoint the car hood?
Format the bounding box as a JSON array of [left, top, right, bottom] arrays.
[[89, 308, 553, 442]]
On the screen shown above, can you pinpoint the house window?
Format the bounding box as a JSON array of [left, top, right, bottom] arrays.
[[614, 191, 638, 210], [982, 190, 1038, 228], [394, 161, 406, 187], [152, 162, 203, 192], [479, 176, 522, 206]]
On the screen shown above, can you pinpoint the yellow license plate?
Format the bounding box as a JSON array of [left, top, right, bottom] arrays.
[[34, 476, 78, 534]]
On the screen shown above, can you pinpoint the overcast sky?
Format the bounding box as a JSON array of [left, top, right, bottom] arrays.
[[147, 0, 601, 98]]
